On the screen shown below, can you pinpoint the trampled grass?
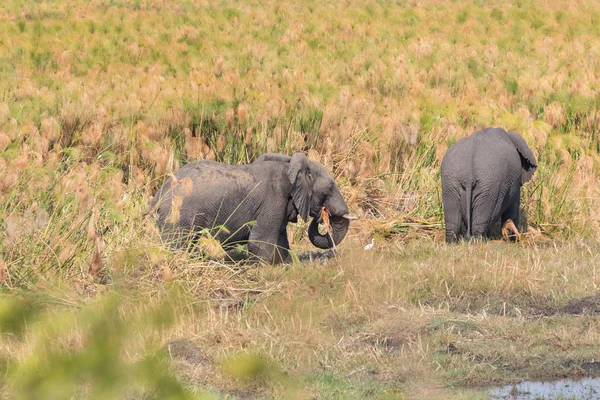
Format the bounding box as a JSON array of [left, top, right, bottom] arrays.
[[2, 0, 600, 398]]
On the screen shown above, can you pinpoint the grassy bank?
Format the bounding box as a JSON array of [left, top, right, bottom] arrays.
[[3, 241, 600, 399], [1, 0, 600, 398]]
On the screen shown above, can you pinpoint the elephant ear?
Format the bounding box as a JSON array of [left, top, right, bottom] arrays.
[[504, 130, 537, 184], [288, 153, 312, 222]]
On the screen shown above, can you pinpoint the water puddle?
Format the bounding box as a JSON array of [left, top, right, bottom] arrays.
[[489, 377, 600, 399]]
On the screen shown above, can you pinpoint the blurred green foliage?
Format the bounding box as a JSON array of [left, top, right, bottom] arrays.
[[0, 293, 209, 400]]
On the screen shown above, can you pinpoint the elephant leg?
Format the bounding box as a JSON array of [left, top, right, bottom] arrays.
[[247, 223, 290, 264], [247, 236, 287, 264], [159, 221, 196, 250], [275, 224, 292, 263], [471, 195, 493, 240], [445, 216, 461, 243], [443, 193, 462, 243], [501, 192, 520, 228], [470, 222, 489, 239]]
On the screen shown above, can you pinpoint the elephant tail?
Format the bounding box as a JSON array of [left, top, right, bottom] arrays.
[[465, 182, 473, 239]]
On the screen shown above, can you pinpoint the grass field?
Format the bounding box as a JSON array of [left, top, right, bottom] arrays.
[[2, 0, 600, 398]]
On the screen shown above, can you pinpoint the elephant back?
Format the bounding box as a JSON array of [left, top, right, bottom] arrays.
[[474, 128, 537, 184]]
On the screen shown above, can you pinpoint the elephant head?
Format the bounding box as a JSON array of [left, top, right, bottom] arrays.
[[287, 153, 352, 249]]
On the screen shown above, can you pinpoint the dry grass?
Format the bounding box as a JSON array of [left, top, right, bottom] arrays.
[[1, 0, 600, 398], [4, 241, 600, 399]]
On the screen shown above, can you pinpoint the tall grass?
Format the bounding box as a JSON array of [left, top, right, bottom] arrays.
[[1, 0, 599, 297], [2, 0, 600, 397]]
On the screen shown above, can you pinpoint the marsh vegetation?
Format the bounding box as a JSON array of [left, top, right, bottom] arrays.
[[1, 0, 600, 398]]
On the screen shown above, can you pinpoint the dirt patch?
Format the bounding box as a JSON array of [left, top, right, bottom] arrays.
[[322, 310, 368, 335], [361, 333, 406, 351], [297, 249, 337, 263], [358, 319, 428, 352], [226, 389, 259, 399], [438, 343, 461, 355], [561, 295, 600, 315], [165, 338, 211, 366], [513, 294, 600, 317], [581, 361, 600, 373]]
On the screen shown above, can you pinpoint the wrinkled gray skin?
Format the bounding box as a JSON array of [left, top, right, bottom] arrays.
[[147, 153, 351, 264], [441, 127, 537, 243]]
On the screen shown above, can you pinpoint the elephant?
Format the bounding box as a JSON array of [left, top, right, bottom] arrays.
[[146, 152, 354, 264], [441, 127, 537, 243]]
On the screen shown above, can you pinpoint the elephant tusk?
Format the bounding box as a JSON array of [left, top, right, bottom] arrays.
[[342, 213, 358, 220]]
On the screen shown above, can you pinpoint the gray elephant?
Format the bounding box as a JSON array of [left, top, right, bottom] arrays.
[[146, 152, 353, 264], [441, 127, 537, 242]]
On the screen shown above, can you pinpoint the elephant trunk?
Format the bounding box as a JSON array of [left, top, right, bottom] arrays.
[[307, 191, 351, 249], [308, 215, 350, 249]]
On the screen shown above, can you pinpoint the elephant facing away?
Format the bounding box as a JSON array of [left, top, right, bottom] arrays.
[[146, 153, 353, 264], [441, 127, 537, 243]]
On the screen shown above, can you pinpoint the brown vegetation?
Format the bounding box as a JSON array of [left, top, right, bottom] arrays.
[[1, 0, 600, 398]]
